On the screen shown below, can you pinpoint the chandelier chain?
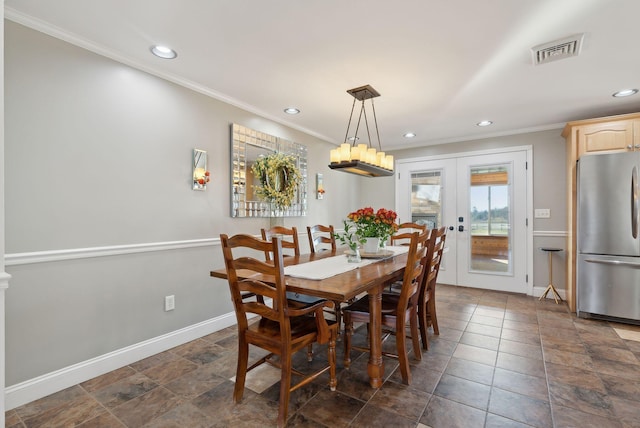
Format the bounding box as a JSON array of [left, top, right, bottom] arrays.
[[370, 98, 382, 151], [343, 97, 358, 145], [361, 100, 372, 148]]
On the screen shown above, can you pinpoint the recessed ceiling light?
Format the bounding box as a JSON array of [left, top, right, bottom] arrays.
[[284, 107, 300, 114], [348, 136, 360, 141], [403, 132, 416, 138], [477, 120, 493, 127], [150, 45, 177, 59], [612, 89, 638, 98]]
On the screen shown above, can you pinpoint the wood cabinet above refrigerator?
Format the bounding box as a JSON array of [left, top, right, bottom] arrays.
[[562, 112, 640, 312]]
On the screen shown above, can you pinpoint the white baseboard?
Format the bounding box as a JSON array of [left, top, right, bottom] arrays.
[[5, 311, 238, 410]]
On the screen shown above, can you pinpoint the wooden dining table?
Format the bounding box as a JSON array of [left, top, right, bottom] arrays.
[[210, 248, 409, 388]]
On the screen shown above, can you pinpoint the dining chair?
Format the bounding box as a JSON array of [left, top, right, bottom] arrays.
[[239, 226, 299, 302], [387, 223, 429, 293], [262, 225, 328, 356], [261, 225, 322, 304], [389, 222, 428, 246], [422, 227, 447, 342], [220, 233, 337, 428], [342, 230, 428, 385], [307, 224, 337, 253], [306, 224, 345, 331], [261, 226, 301, 261], [383, 226, 446, 350]]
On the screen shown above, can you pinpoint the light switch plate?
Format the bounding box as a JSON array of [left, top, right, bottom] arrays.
[[534, 208, 551, 218]]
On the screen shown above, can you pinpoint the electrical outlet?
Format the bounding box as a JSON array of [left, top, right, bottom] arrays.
[[534, 208, 551, 218], [165, 295, 175, 311]]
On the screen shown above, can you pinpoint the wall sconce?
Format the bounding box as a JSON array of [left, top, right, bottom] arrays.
[[316, 173, 325, 199], [193, 149, 210, 190]]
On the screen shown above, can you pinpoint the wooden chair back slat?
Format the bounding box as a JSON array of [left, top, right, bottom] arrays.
[[390, 222, 428, 246], [261, 226, 300, 261], [416, 226, 447, 348], [426, 227, 447, 286], [307, 224, 337, 253], [221, 234, 286, 324], [395, 230, 429, 310]]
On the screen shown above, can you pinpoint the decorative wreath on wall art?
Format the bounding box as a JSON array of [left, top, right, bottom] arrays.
[[251, 152, 302, 209]]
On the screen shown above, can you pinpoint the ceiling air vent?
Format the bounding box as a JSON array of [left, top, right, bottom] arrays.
[[531, 33, 584, 65]]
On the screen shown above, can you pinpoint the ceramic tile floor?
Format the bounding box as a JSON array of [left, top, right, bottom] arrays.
[[6, 284, 640, 427]]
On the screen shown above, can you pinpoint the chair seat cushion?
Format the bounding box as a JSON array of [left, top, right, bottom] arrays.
[[248, 315, 335, 343], [342, 295, 399, 316]]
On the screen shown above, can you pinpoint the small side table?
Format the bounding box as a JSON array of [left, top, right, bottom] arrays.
[[539, 247, 563, 304]]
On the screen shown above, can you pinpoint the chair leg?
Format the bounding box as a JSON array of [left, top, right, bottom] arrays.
[[396, 316, 411, 385], [307, 344, 313, 362], [329, 329, 337, 391], [418, 296, 429, 350], [428, 298, 439, 335], [410, 308, 423, 359], [234, 337, 249, 403], [277, 352, 293, 428], [343, 313, 353, 369]]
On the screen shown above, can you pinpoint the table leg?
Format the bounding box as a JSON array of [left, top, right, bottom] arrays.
[[367, 284, 384, 388]]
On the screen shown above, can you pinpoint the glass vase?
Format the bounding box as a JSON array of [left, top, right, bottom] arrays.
[[379, 237, 388, 250], [347, 247, 361, 263], [269, 203, 285, 228]]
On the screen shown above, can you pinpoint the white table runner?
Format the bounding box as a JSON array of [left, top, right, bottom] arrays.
[[284, 246, 410, 280]]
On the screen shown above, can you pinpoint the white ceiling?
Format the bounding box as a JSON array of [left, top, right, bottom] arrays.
[[6, 0, 640, 150]]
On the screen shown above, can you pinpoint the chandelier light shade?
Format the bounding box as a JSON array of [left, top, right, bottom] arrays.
[[329, 85, 394, 177]]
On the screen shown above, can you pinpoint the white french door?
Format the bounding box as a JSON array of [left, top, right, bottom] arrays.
[[397, 158, 457, 285], [396, 149, 530, 294]]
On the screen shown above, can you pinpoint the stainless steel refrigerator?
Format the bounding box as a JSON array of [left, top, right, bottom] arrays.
[[577, 151, 640, 323]]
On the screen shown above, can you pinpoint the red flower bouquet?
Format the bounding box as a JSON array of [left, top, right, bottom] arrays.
[[347, 207, 399, 240]]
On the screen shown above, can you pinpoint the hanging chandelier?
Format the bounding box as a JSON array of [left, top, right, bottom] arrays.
[[328, 85, 394, 177]]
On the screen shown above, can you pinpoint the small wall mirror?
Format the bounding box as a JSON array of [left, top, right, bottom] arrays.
[[193, 149, 209, 190], [231, 123, 307, 217]]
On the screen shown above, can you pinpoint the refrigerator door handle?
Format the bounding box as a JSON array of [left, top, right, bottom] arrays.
[[585, 258, 640, 269], [633, 166, 639, 239]]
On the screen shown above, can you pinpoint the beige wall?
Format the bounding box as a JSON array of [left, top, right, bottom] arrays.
[[4, 21, 361, 387]]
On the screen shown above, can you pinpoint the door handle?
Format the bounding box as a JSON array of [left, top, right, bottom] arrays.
[[458, 225, 464, 232], [633, 166, 638, 239]]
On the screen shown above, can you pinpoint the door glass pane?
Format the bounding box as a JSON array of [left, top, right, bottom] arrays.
[[411, 171, 442, 229], [469, 165, 511, 274]]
